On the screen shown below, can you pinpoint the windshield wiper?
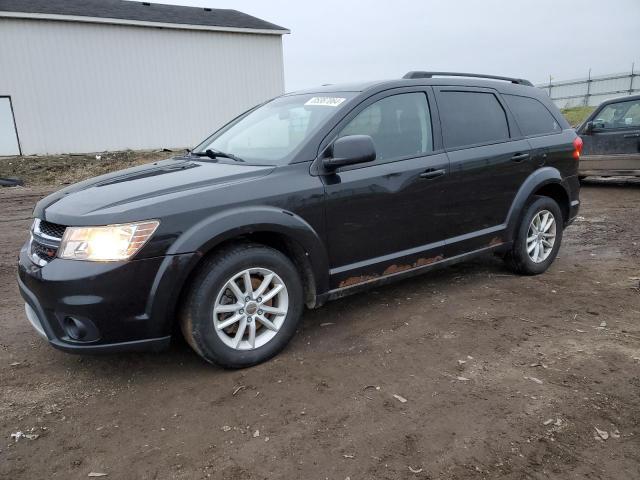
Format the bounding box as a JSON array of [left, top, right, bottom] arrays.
[[191, 149, 245, 163]]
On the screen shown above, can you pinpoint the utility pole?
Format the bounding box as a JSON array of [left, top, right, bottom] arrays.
[[585, 68, 592, 107], [630, 62, 635, 96]]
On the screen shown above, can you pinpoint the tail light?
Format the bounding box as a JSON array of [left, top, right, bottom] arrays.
[[572, 136, 583, 160]]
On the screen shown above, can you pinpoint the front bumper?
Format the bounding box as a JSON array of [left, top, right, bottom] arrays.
[[18, 243, 198, 354]]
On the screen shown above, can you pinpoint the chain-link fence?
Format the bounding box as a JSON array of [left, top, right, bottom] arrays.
[[537, 70, 640, 109]]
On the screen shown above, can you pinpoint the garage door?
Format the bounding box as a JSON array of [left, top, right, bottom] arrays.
[[0, 97, 20, 156]]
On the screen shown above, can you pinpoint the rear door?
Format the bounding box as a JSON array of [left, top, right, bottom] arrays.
[[579, 98, 640, 174], [434, 87, 532, 255], [502, 93, 569, 176], [320, 88, 449, 288]]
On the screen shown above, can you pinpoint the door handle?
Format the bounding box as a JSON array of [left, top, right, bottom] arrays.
[[511, 153, 530, 162], [419, 168, 446, 179], [623, 133, 640, 138]]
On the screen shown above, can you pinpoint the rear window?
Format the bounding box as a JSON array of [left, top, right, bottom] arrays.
[[504, 94, 561, 136], [438, 91, 509, 149]]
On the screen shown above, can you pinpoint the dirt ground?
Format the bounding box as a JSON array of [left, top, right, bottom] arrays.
[[1, 178, 639, 480], [0, 150, 179, 187]]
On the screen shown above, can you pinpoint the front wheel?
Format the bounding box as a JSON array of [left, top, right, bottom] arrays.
[[180, 243, 304, 368], [504, 196, 564, 275]]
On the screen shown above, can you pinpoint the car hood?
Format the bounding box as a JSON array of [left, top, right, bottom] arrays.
[[35, 157, 275, 225]]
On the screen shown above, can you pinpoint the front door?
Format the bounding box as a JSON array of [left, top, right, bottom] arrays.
[[0, 97, 20, 156], [320, 89, 449, 288], [580, 97, 640, 175]]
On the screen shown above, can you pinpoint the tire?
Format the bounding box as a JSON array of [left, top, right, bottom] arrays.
[[504, 196, 564, 275], [180, 243, 304, 368]]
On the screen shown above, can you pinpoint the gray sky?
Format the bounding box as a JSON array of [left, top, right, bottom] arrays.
[[158, 0, 640, 91]]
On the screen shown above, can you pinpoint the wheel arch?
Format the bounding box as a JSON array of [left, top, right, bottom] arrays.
[[505, 167, 571, 240], [164, 207, 329, 322], [532, 183, 570, 223]]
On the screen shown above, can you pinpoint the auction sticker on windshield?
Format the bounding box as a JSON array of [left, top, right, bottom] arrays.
[[304, 97, 346, 107]]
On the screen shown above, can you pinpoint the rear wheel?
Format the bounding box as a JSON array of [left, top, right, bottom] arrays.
[[180, 243, 303, 368], [504, 196, 564, 275]]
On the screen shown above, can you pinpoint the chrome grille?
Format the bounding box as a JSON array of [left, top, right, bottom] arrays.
[[31, 241, 57, 262], [30, 219, 67, 265], [38, 220, 66, 239]]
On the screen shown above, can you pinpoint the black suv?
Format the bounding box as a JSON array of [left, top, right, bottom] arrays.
[[18, 72, 582, 368]]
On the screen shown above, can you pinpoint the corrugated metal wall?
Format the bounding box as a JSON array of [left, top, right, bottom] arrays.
[[538, 71, 640, 109], [0, 18, 285, 155]]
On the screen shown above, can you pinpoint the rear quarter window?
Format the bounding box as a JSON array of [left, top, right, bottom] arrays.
[[504, 94, 561, 136], [438, 91, 509, 149]]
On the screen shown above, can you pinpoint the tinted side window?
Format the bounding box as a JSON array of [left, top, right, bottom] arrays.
[[339, 92, 433, 161], [438, 91, 509, 148], [504, 94, 561, 136]]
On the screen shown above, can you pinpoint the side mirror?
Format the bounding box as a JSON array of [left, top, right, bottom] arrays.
[[583, 121, 594, 135], [323, 135, 376, 170]]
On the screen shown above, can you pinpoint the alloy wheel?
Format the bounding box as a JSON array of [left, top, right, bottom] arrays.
[[526, 209, 556, 263], [213, 267, 289, 350]]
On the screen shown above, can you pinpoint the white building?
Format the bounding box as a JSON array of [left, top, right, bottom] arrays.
[[0, 0, 288, 155]]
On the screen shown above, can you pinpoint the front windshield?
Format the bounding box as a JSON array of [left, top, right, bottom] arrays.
[[194, 93, 356, 165]]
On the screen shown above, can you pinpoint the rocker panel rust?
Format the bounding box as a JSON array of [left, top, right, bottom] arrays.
[[338, 254, 445, 288], [324, 243, 509, 303]]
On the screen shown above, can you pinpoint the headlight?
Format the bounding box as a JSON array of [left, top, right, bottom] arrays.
[[58, 220, 160, 261]]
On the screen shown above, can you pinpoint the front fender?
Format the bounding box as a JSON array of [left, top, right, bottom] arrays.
[[505, 167, 569, 238], [166, 206, 330, 294]]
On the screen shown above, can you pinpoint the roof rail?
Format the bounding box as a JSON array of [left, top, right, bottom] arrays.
[[402, 71, 534, 87]]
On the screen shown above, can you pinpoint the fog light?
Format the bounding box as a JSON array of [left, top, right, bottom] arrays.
[[63, 317, 87, 340]]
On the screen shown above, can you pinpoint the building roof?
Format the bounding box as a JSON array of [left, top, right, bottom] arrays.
[[0, 0, 289, 35]]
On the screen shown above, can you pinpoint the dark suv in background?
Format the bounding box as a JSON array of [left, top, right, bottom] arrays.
[[18, 72, 581, 368], [577, 94, 640, 178]]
